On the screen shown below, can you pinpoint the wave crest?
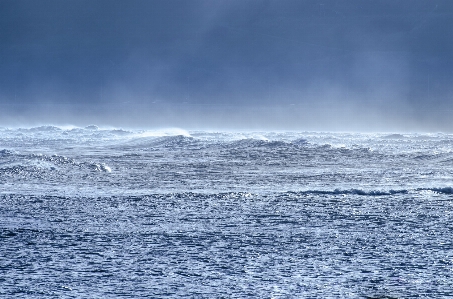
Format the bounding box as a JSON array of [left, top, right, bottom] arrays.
[[229, 138, 289, 148], [136, 128, 191, 138]]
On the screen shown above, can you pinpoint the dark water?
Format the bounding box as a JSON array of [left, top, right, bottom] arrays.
[[1, 127, 453, 298]]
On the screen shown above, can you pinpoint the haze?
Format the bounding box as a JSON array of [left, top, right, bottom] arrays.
[[1, 0, 452, 131]]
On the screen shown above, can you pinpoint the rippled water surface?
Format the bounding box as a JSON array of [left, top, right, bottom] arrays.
[[1, 127, 453, 298]]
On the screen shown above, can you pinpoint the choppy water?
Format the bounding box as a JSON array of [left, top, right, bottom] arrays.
[[1, 126, 453, 298]]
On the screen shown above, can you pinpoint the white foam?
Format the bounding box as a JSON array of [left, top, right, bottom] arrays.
[[135, 128, 191, 138], [253, 134, 269, 141], [94, 163, 111, 172]]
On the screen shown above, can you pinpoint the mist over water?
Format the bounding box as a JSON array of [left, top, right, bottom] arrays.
[[1, 101, 450, 133]]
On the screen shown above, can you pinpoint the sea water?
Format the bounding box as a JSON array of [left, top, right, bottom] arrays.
[[1, 126, 452, 298]]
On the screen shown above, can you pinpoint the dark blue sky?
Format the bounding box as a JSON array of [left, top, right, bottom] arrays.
[[1, 0, 453, 130]]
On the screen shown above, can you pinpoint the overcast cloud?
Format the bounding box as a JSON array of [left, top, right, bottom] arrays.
[[1, 0, 452, 131]]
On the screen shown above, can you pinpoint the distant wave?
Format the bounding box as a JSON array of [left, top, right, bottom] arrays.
[[100, 187, 453, 198], [284, 189, 409, 196], [123, 135, 197, 149], [84, 125, 99, 130], [135, 128, 191, 138], [118, 128, 194, 147], [380, 133, 406, 139], [19, 125, 63, 132], [5, 125, 132, 134], [146, 135, 195, 148], [107, 187, 453, 198], [420, 187, 453, 194], [284, 187, 453, 196], [291, 138, 309, 145], [228, 138, 289, 148], [224, 138, 376, 153], [3, 186, 453, 200], [11, 126, 196, 139], [227, 137, 311, 148]]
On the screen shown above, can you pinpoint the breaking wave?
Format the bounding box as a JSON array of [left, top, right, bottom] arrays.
[[423, 187, 453, 194], [289, 189, 409, 196], [286, 187, 453, 196], [0, 152, 112, 178], [135, 128, 191, 138], [124, 135, 197, 149]]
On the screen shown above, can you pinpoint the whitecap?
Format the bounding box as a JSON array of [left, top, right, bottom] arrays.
[[135, 128, 191, 138], [90, 163, 112, 172]]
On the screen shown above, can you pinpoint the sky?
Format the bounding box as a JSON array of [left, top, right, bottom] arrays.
[[1, 0, 453, 131]]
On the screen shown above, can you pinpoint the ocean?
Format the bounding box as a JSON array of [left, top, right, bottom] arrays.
[[1, 126, 452, 298]]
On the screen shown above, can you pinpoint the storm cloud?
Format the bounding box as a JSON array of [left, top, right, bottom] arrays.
[[1, 0, 453, 130]]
